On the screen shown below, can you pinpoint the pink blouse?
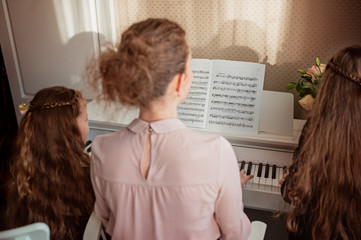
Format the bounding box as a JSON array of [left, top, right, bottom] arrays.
[[90, 118, 251, 240]]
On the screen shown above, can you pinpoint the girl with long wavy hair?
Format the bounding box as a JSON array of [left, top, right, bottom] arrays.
[[5, 86, 94, 240], [281, 45, 361, 240]]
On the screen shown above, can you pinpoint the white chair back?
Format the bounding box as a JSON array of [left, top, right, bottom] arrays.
[[83, 211, 106, 240], [247, 221, 267, 240], [0, 222, 50, 240]]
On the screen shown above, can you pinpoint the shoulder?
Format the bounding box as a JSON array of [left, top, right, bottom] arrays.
[[191, 130, 233, 151], [93, 129, 125, 144], [183, 128, 225, 142], [181, 129, 235, 163], [91, 129, 127, 154]]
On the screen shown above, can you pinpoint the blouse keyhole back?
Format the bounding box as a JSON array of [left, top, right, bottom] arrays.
[[140, 126, 152, 179]]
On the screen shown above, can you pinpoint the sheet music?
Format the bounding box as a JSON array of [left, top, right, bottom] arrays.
[[177, 59, 213, 128], [178, 59, 265, 134], [207, 60, 265, 133]]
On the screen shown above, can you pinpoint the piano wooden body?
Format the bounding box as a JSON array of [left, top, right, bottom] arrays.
[[87, 91, 306, 212]]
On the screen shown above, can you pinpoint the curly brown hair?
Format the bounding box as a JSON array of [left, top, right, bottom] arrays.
[[87, 18, 189, 107], [285, 45, 361, 239], [6, 86, 94, 240]]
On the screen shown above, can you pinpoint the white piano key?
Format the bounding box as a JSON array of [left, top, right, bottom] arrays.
[[278, 167, 283, 180], [243, 163, 249, 187], [259, 165, 266, 188], [248, 163, 257, 186], [243, 163, 248, 172], [271, 167, 281, 192], [272, 167, 281, 187], [252, 164, 261, 188]]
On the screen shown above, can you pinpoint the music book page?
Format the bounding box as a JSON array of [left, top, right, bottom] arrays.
[[178, 59, 265, 134]]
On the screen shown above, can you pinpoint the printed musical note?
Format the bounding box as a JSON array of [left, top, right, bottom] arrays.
[[209, 107, 254, 115], [208, 120, 253, 128], [178, 58, 265, 132]]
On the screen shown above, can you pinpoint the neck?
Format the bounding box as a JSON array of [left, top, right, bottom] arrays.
[[139, 98, 178, 122]]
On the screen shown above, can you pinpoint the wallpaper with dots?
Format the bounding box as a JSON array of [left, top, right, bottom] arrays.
[[111, 0, 361, 119]]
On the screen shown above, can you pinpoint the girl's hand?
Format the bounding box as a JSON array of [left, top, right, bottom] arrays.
[[279, 172, 289, 185], [240, 169, 254, 186]]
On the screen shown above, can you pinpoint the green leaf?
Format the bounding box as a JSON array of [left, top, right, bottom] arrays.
[[300, 75, 312, 81], [304, 76, 314, 83], [314, 76, 321, 84], [296, 83, 303, 92], [303, 82, 315, 89], [286, 82, 298, 90], [297, 69, 306, 74], [316, 57, 320, 67], [298, 88, 307, 98], [299, 88, 313, 98]]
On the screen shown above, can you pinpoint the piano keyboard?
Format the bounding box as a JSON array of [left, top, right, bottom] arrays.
[[232, 144, 293, 212], [239, 161, 287, 193]]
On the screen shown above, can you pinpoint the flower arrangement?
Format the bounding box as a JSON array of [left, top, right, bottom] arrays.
[[287, 58, 326, 110]]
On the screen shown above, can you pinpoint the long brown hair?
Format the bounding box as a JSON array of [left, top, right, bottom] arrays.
[[285, 45, 361, 239], [87, 18, 189, 107], [6, 86, 94, 240]]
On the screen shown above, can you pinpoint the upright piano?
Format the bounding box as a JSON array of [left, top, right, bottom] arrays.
[[87, 90, 306, 212]]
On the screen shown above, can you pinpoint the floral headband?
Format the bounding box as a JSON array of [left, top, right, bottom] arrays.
[[328, 62, 361, 85]]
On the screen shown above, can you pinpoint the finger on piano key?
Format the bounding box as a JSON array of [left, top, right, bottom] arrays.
[[248, 163, 256, 185], [278, 167, 284, 184], [252, 164, 260, 188], [243, 163, 249, 187], [241, 160, 246, 170]]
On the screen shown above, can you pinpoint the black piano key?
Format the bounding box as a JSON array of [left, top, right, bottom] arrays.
[[265, 164, 270, 178], [257, 163, 263, 177], [241, 161, 246, 170], [272, 164, 277, 179], [246, 162, 253, 175]]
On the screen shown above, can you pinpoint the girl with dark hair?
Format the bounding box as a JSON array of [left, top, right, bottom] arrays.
[[88, 18, 251, 240], [6, 86, 94, 240], [281, 45, 361, 240]]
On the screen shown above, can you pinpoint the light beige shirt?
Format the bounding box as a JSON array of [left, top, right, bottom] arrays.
[[91, 118, 251, 240]]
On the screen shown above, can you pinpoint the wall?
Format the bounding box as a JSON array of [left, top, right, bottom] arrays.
[[1, 0, 360, 121]]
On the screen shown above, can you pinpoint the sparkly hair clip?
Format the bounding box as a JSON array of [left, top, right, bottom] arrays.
[[328, 62, 361, 85], [18, 103, 29, 115]]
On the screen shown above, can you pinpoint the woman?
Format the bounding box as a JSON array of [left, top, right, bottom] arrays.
[[88, 18, 251, 240], [281, 45, 361, 240]]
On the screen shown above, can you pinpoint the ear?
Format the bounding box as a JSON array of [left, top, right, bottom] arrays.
[[175, 73, 184, 93]]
